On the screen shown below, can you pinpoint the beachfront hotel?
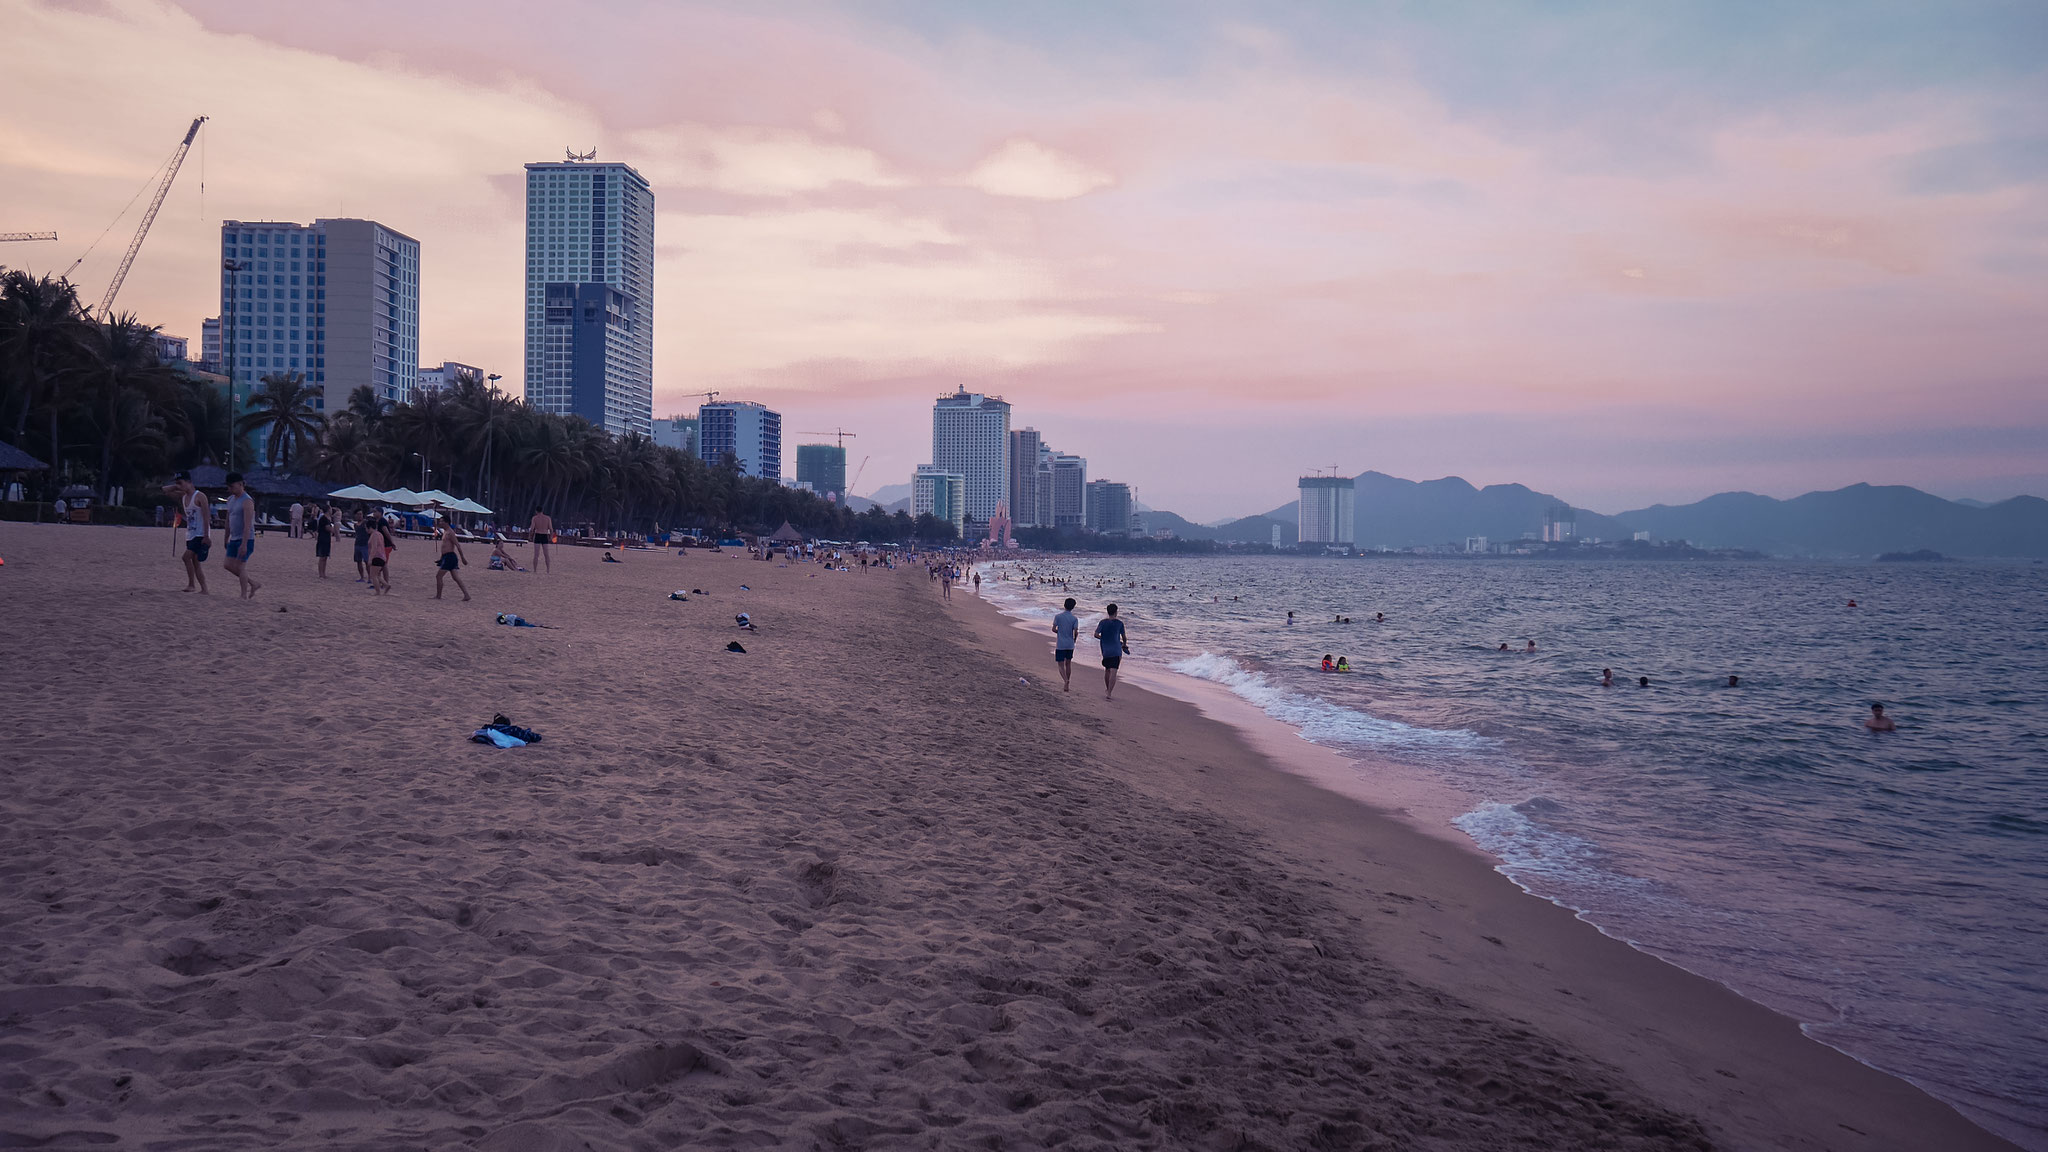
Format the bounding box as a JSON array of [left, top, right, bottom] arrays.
[[1298, 474, 1357, 545], [217, 218, 420, 413], [931, 390, 1011, 528], [414, 360, 484, 399], [1049, 451, 1088, 527], [1084, 479, 1134, 537], [913, 466, 968, 537], [522, 157, 655, 437], [699, 400, 782, 481], [1008, 428, 1043, 526]]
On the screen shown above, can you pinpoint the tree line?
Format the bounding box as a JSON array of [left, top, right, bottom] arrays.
[[0, 269, 954, 541]]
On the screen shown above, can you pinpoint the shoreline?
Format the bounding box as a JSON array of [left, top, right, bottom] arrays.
[[0, 524, 2020, 1150], [952, 577, 2019, 1152]]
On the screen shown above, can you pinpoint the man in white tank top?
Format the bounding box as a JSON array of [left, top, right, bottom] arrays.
[[171, 471, 210, 594]]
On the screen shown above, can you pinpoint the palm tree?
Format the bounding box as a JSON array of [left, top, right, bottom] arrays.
[[237, 372, 328, 470], [79, 314, 184, 497], [0, 270, 93, 479], [345, 384, 391, 430], [169, 376, 232, 469], [310, 414, 388, 484]]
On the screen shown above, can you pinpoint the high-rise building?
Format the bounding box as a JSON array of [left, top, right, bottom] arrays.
[[796, 444, 848, 500], [1085, 479, 1132, 537], [1035, 442, 1054, 527], [698, 401, 781, 480], [219, 218, 419, 412], [150, 333, 189, 364], [931, 390, 1010, 526], [199, 318, 220, 372], [523, 158, 654, 436], [1008, 428, 1043, 527], [1298, 475, 1356, 545], [913, 466, 967, 537], [1048, 452, 1087, 527], [416, 360, 483, 399], [653, 415, 698, 457]]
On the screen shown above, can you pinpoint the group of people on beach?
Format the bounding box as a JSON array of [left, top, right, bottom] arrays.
[[165, 471, 504, 603]]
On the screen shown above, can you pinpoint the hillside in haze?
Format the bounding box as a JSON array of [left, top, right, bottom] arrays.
[[1617, 485, 2048, 558], [1143, 474, 2048, 557]]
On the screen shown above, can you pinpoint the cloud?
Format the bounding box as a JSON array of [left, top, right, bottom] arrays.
[[622, 124, 908, 196], [955, 139, 1114, 200]]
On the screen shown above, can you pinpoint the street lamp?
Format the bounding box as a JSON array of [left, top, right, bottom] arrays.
[[410, 451, 428, 491], [485, 373, 502, 512], [222, 258, 245, 471]]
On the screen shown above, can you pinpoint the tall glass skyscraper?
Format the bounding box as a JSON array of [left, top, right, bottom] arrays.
[[523, 158, 654, 437]]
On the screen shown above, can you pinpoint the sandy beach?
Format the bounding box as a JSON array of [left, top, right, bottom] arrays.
[[0, 523, 2015, 1151]]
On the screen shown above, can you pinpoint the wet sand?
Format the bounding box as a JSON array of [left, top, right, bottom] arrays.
[[0, 523, 2014, 1150]]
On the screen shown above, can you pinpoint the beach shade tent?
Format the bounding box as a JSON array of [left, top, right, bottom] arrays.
[[379, 487, 428, 506], [768, 521, 806, 544], [416, 488, 459, 507], [445, 497, 492, 514], [328, 484, 388, 501], [0, 441, 50, 473]]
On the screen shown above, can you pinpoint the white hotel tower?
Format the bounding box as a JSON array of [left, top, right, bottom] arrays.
[[523, 156, 655, 437], [930, 390, 1011, 526]]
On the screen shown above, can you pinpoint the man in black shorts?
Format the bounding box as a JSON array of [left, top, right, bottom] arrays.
[[434, 507, 471, 601], [1051, 597, 1080, 692], [1094, 602, 1130, 700]]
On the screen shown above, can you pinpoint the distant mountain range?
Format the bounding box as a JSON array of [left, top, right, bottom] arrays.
[[1140, 472, 2048, 558]]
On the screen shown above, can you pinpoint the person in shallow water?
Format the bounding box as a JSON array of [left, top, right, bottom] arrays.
[[1639, 676, 1650, 687], [1336, 657, 1350, 672], [1525, 640, 1537, 653], [1729, 675, 1741, 687], [1866, 703, 1896, 731], [1602, 668, 1614, 686], [1321, 654, 1335, 673]]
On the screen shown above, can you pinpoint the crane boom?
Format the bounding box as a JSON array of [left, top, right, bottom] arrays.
[[98, 116, 206, 318], [1, 232, 58, 243], [796, 428, 858, 448], [849, 455, 870, 495]]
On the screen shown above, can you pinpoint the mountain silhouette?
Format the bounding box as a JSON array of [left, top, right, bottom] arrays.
[[1148, 474, 2048, 556]]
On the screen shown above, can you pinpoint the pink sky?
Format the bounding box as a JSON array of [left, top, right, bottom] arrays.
[[6, 0, 2044, 518]]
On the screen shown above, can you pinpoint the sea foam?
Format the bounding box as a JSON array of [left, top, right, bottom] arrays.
[[1168, 652, 1489, 755]]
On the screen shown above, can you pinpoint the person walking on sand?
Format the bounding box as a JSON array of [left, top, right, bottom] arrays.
[[172, 471, 210, 593], [1052, 597, 1080, 692], [434, 510, 471, 601], [289, 500, 304, 540], [973, 570, 982, 595], [529, 507, 554, 572], [369, 515, 397, 594], [221, 472, 262, 599], [313, 503, 335, 578], [353, 508, 372, 582], [1095, 603, 1130, 700]]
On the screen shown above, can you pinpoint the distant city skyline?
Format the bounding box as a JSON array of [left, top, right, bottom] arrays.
[[9, 0, 2044, 518]]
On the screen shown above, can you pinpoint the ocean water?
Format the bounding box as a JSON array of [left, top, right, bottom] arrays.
[[978, 555, 2048, 1148]]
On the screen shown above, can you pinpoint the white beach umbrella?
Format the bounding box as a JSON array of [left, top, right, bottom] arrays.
[[380, 487, 427, 505], [328, 484, 386, 501], [416, 488, 459, 506], [447, 498, 493, 514]]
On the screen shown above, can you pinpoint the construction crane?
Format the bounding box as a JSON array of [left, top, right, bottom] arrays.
[[848, 455, 870, 495], [797, 428, 858, 449], [698, 391, 721, 406], [95, 116, 207, 318], [1, 232, 57, 243]]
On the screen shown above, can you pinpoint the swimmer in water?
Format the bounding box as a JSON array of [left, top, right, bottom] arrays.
[[1601, 668, 1613, 687], [1336, 656, 1350, 672], [1321, 654, 1335, 673], [1638, 676, 1650, 687], [1866, 703, 1896, 731], [1287, 611, 1294, 625], [1375, 612, 1384, 623], [1728, 675, 1740, 687], [1499, 643, 1510, 651], [1848, 599, 1859, 608], [1525, 640, 1537, 653]]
